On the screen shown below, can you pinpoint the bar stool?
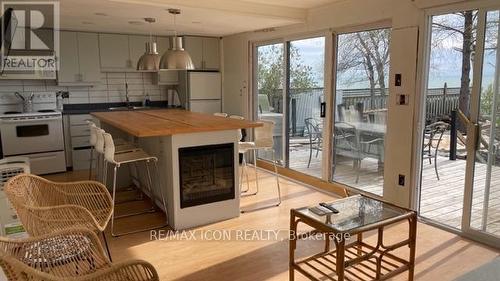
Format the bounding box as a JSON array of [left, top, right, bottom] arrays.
[[213, 112, 228, 118], [229, 115, 251, 193], [88, 121, 137, 180], [239, 120, 281, 213], [93, 127, 138, 183], [102, 132, 168, 237]]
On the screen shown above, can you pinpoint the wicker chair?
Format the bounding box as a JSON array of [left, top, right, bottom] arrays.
[[0, 228, 159, 281], [4, 174, 113, 258]]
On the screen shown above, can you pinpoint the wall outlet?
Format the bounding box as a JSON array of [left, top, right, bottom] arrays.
[[398, 174, 405, 186], [397, 94, 409, 105]]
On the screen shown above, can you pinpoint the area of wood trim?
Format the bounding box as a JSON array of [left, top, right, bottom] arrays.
[[256, 159, 349, 197]]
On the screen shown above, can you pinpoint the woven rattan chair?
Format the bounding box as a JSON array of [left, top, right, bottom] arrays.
[[0, 228, 159, 281], [4, 174, 114, 259]]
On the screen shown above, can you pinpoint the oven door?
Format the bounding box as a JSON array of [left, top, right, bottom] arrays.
[[0, 117, 64, 156]]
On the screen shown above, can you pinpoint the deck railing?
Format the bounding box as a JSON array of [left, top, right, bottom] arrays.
[[261, 87, 461, 135]]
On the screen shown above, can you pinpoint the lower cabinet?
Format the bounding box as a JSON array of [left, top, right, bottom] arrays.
[[66, 114, 95, 171], [72, 148, 95, 171]]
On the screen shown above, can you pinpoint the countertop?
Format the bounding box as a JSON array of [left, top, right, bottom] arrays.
[[91, 109, 262, 137], [62, 101, 174, 115]]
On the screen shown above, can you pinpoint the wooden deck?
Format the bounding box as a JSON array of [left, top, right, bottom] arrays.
[[289, 142, 384, 196], [289, 143, 500, 237]]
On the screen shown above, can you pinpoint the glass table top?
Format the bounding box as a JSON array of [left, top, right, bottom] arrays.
[[295, 195, 410, 233]]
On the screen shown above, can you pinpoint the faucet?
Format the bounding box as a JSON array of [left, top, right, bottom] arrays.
[[125, 83, 131, 107]]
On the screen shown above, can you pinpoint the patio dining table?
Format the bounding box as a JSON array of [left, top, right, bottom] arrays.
[[334, 121, 386, 167], [335, 121, 386, 136]]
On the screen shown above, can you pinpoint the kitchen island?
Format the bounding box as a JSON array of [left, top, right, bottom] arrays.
[[92, 109, 261, 230]]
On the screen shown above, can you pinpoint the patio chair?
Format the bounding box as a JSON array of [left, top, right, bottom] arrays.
[[4, 174, 113, 260], [333, 122, 384, 183], [304, 118, 323, 168], [0, 228, 159, 281], [423, 121, 449, 180], [258, 94, 273, 114]]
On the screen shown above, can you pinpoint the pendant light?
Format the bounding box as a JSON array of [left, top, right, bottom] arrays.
[[160, 9, 195, 70], [137, 18, 160, 71]]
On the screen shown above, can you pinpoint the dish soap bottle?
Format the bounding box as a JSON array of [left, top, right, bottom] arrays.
[[143, 92, 151, 107]]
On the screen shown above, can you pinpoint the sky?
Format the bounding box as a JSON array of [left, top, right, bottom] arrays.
[[258, 11, 499, 92]]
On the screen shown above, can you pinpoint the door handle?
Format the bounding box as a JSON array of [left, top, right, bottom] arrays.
[[320, 102, 326, 118]]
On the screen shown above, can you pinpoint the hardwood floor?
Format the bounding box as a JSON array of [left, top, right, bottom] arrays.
[[45, 169, 499, 281]]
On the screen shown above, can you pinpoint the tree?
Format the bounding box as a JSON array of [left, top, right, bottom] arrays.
[[336, 29, 391, 109], [432, 11, 477, 121], [257, 44, 318, 113]]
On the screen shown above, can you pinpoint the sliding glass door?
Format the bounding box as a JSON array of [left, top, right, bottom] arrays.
[[255, 42, 285, 163], [468, 9, 500, 241], [419, 10, 478, 229], [254, 37, 326, 178], [419, 6, 500, 246], [287, 37, 325, 177], [331, 28, 391, 196]]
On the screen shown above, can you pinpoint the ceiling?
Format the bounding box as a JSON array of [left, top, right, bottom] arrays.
[[58, 0, 340, 36]]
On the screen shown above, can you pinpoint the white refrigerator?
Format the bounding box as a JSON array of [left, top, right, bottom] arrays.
[[177, 71, 222, 114]]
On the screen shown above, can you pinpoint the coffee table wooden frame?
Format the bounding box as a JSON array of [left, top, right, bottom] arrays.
[[289, 201, 417, 281]]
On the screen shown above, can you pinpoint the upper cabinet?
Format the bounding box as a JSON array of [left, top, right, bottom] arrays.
[[99, 34, 131, 71], [58, 31, 101, 85], [184, 36, 220, 70], [156, 36, 170, 58], [128, 35, 150, 70]]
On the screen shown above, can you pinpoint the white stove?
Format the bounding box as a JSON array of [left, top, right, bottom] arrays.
[[0, 103, 66, 175]]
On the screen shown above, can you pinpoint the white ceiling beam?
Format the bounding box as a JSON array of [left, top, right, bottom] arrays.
[[105, 0, 307, 22]]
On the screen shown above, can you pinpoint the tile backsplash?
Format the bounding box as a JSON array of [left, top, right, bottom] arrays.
[[0, 72, 167, 105]]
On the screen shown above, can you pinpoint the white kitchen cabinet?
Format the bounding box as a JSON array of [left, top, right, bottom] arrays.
[[153, 71, 179, 85], [99, 33, 131, 70], [58, 31, 79, 83], [202, 37, 220, 70], [58, 31, 100, 85], [77, 33, 101, 83], [184, 36, 203, 69], [156, 36, 170, 57], [68, 114, 94, 170], [183, 36, 220, 70], [190, 100, 221, 114], [129, 35, 150, 71]]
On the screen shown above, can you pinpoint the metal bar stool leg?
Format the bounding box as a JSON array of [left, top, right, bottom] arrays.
[[253, 149, 259, 194], [111, 164, 119, 237], [89, 147, 94, 180], [241, 148, 281, 213], [153, 159, 168, 224], [240, 153, 250, 193], [272, 148, 282, 206], [101, 231, 112, 262], [112, 160, 168, 237]]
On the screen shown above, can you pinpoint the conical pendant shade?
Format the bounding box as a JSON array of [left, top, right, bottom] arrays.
[[160, 36, 194, 70], [137, 42, 160, 71]]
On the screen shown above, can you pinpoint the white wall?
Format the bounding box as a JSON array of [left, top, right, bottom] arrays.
[[221, 0, 485, 207]]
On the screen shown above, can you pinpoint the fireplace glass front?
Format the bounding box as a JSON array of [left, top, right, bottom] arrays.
[[179, 143, 235, 208]]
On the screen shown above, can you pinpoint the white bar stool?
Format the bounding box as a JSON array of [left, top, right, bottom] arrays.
[[93, 127, 138, 183], [88, 121, 137, 181], [239, 120, 281, 213], [102, 132, 168, 237], [229, 115, 251, 193]]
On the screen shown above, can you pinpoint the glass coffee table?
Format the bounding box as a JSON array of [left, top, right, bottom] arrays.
[[289, 194, 417, 281]]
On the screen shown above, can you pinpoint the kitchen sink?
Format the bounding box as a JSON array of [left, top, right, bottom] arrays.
[[107, 106, 153, 111]]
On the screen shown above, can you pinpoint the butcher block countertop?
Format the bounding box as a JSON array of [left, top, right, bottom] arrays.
[[91, 109, 262, 137]]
